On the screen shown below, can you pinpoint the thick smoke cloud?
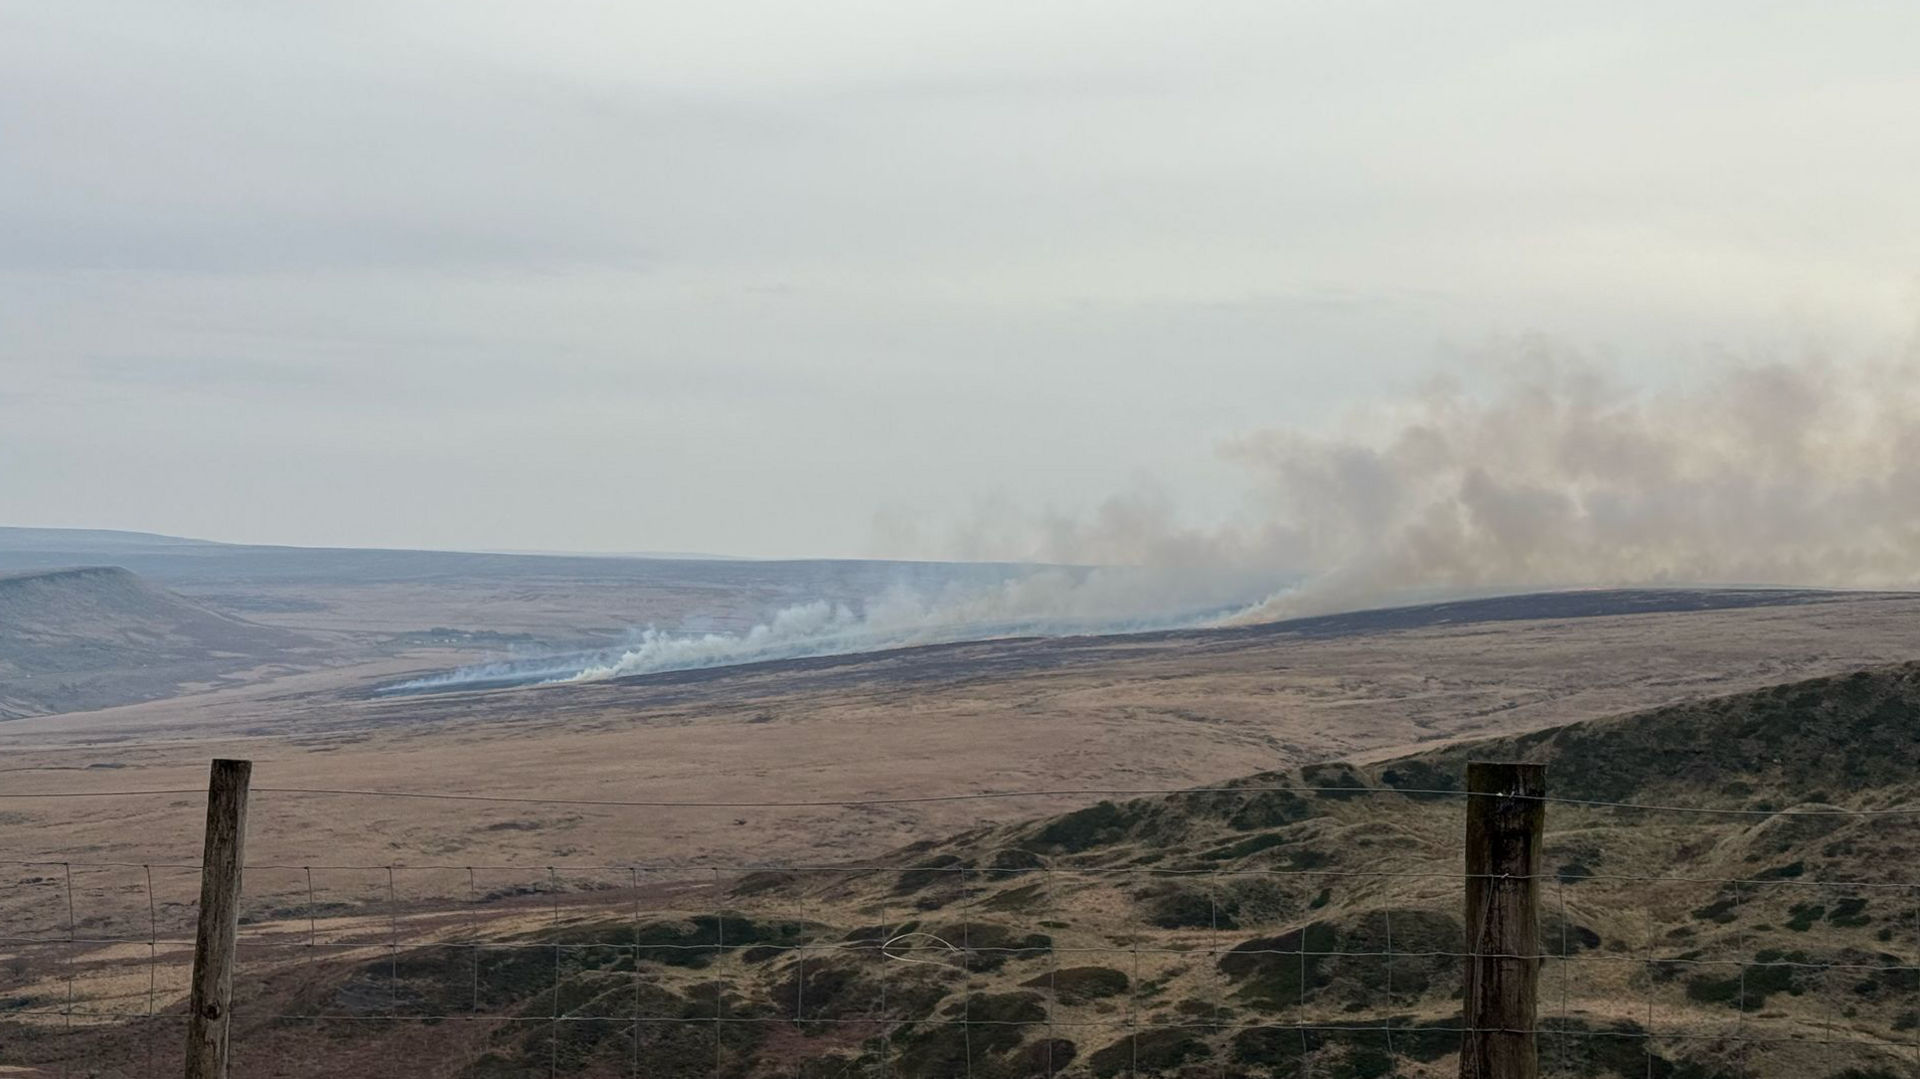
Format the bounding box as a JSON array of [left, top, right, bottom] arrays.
[[389, 345, 1920, 693], [1217, 347, 1920, 618], [911, 342, 1920, 620]]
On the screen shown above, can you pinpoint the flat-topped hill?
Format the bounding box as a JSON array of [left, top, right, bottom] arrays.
[[0, 565, 316, 718]]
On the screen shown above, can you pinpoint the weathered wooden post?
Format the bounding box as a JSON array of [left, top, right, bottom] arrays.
[[185, 758, 252, 1079], [1461, 761, 1544, 1079]]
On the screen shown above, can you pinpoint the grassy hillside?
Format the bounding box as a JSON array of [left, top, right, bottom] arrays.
[[0, 566, 316, 718], [8, 663, 1919, 1078]]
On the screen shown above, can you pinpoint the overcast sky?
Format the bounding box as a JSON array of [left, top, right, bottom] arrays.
[[3, 1, 1916, 558]]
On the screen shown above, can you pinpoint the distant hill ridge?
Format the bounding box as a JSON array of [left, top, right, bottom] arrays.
[[0, 565, 313, 719], [0, 525, 1042, 584]]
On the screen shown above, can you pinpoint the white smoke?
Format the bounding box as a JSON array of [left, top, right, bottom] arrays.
[[905, 343, 1920, 619], [386, 341, 1920, 694], [379, 566, 1283, 693]]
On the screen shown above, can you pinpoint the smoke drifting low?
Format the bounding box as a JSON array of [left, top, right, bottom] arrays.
[[379, 566, 1279, 694], [387, 346, 1920, 694]]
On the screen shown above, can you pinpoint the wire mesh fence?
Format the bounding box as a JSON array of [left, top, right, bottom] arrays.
[[5, 777, 1920, 1078]]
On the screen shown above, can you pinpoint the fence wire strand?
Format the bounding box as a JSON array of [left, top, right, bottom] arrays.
[[9, 781, 1920, 818]]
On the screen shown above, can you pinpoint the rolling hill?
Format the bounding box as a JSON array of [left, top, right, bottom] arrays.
[[0, 526, 1051, 637], [0, 566, 318, 718], [458, 661, 1920, 1077], [14, 661, 1915, 1077]]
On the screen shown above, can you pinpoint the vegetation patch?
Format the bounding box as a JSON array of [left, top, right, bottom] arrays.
[[1017, 1038, 1076, 1073], [1829, 897, 1872, 927], [1685, 949, 1806, 1010], [988, 848, 1047, 873], [893, 854, 968, 894], [1692, 893, 1741, 923], [1224, 788, 1319, 831], [1088, 1027, 1209, 1077], [1378, 760, 1461, 799], [1395, 1015, 1465, 1062], [1200, 832, 1289, 861], [1786, 904, 1826, 932], [1541, 911, 1603, 954], [893, 992, 1043, 1075], [1302, 763, 1370, 800], [1232, 1025, 1307, 1068], [927, 921, 1051, 971], [729, 871, 796, 897], [1543, 1018, 1674, 1079], [1020, 966, 1129, 1004], [842, 921, 917, 944], [980, 882, 1046, 913], [1220, 922, 1338, 1010], [1137, 879, 1239, 929], [1030, 801, 1147, 853]]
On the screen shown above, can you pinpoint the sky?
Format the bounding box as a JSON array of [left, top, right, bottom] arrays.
[[3, 1, 1917, 559]]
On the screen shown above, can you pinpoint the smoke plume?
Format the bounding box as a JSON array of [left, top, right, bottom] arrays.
[[386, 342, 1920, 694], [1216, 346, 1920, 617], [378, 566, 1279, 693], [895, 345, 1918, 624]]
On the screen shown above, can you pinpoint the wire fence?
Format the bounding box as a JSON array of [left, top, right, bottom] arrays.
[[5, 778, 1920, 1078]]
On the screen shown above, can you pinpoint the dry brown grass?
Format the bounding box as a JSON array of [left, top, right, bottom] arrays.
[[5, 591, 1919, 886]]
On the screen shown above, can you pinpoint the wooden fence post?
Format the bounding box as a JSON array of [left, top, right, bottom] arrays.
[[1461, 761, 1544, 1079], [185, 758, 252, 1079]]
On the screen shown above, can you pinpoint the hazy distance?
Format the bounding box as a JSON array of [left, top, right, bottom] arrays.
[[4, 2, 1917, 589]]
